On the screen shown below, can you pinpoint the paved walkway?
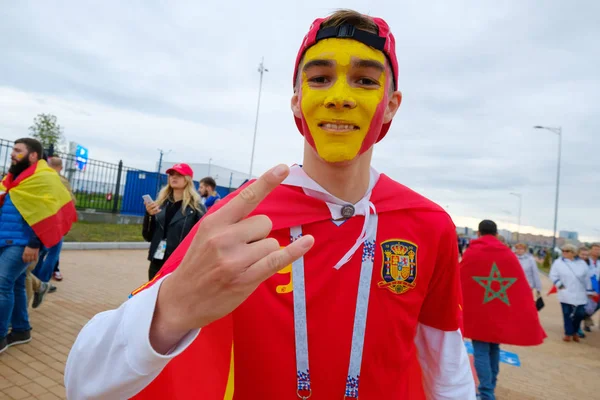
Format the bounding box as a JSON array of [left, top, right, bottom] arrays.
[[1, 250, 599, 399]]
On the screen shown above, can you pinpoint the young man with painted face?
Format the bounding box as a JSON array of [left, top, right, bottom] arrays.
[[65, 10, 475, 399]]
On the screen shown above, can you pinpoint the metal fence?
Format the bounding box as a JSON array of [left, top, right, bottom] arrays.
[[0, 138, 244, 215], [59, 152, 136, 213], [0, 138, 147, 214]]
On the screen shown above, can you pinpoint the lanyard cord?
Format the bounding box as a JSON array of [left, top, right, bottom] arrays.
[[293, 213, 379, 399]]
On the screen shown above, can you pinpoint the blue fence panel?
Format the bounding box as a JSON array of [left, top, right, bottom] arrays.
[[121, 171, 238, 216], [215, 186, 231, 199], [121, 170, 164, 216]]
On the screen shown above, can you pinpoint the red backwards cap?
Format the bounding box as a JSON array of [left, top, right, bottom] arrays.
[[292, 15, 399, 142]]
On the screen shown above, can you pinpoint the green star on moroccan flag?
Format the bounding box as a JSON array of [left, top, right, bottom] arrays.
[[473, 263, 517, 305]]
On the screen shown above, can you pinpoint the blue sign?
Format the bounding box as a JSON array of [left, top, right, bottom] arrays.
[[464, 341, 521, 367], [75, 145, 88, 171]]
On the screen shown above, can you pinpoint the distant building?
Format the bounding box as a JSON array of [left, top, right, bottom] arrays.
[[456, 226, 476, 238], [455, 225, 570, 249], [559, 230, 579, 242], [510, 233, 567, 248], [498, 229, 512, 243]]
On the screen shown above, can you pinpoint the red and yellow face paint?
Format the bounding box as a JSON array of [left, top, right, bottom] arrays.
[[298, 38, 389, 163]]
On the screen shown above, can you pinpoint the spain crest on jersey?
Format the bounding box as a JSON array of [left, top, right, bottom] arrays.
[[378, 240, 418, 294]]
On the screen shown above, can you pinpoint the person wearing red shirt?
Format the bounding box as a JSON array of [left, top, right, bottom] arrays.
[[65, 9, 475, 399], [460, 220, 546, 400]]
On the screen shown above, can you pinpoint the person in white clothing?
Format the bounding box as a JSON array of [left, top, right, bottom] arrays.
[[589, 243, 600, 279], [515, 243, 542, 295], [579, 246, 600, 332], [549, 244, 596, 342], [64, 9, 476, 400]]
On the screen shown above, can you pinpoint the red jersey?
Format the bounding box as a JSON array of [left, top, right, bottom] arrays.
[[460, 235, 546, 346], [131, 174, 462, 399]]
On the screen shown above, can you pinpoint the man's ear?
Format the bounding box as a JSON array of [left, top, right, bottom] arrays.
[[291, 91, 302, 119], [383, 91, 402, 124]]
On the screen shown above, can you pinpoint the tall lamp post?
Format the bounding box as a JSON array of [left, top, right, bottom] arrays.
[[510, 192, 522, 242], [248, 57, 269, 180], [534, 125, 562, 253], [156, 148, 171, 195]]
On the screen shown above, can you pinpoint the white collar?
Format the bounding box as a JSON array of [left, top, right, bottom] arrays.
[[282, 165, 380, 220], [282, 165, 380, 269]]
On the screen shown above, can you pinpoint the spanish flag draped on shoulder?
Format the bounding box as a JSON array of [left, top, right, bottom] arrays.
[[0, 160, 77, 248]]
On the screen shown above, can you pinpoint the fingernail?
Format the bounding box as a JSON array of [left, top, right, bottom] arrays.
[[272, 164, 288, 177]]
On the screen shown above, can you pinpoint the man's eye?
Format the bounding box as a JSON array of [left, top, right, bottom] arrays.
[[357, 78, 379, 86], [308, 76, 329, 84]]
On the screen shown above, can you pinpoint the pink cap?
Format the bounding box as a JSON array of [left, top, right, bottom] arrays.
[[166, 163, 193, 178]]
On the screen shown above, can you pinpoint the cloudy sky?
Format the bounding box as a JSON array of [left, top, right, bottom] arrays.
[[1, 1, 598, 241]]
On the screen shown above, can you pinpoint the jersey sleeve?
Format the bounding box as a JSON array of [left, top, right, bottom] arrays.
[[414, 324, 476, 399], [418, 215, 462, 331]]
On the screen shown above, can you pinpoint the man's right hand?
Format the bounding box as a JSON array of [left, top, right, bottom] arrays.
[[149, 164, 314, 354], [22, 246, 39, 263], [145, 201, 161, 216]]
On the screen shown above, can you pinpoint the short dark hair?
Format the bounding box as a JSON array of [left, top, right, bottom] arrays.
[[478, 220, 498, 236], [295, 9, 395, 93], [200, 177, 216, 189], [321, 9, 379, 34], [15, 138, 43, 160]]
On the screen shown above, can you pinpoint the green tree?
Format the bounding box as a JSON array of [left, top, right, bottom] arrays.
[[28, 113, 64, 152], [542, 250, 552, 271]]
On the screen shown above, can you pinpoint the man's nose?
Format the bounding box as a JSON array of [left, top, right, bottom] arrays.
[[323, 83, 356, 110]]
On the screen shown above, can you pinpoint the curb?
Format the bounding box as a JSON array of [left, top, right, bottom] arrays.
[[63, 242, 150, 251]]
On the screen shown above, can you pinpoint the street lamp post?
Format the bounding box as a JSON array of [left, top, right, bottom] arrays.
[[510, 192, 522, 242], [248, 57, 269, 180], [156, 148, 171, 195], [208, 158, 212, 176], [534, 125, 562, 252]]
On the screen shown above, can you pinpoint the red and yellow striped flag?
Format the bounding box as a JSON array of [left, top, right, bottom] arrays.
[[0, 160, 77, 248]]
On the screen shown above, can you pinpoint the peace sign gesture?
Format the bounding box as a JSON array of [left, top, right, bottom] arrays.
[[150, 164, 314, 353]]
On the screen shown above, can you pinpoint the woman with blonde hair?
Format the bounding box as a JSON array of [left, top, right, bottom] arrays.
[[142, 164, 206, 280]]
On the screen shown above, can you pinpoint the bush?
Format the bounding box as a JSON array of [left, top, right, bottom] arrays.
[[543, 251, 552, 270]]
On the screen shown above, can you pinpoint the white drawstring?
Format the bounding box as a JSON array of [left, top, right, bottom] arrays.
[[333, 201, 376, 270], [282, 165, 380, 270]]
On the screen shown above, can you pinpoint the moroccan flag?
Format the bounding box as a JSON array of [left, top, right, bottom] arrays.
[[460, 235, 546, 346], [0, 160, 77, 248], [129, 172, 461, 399]]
